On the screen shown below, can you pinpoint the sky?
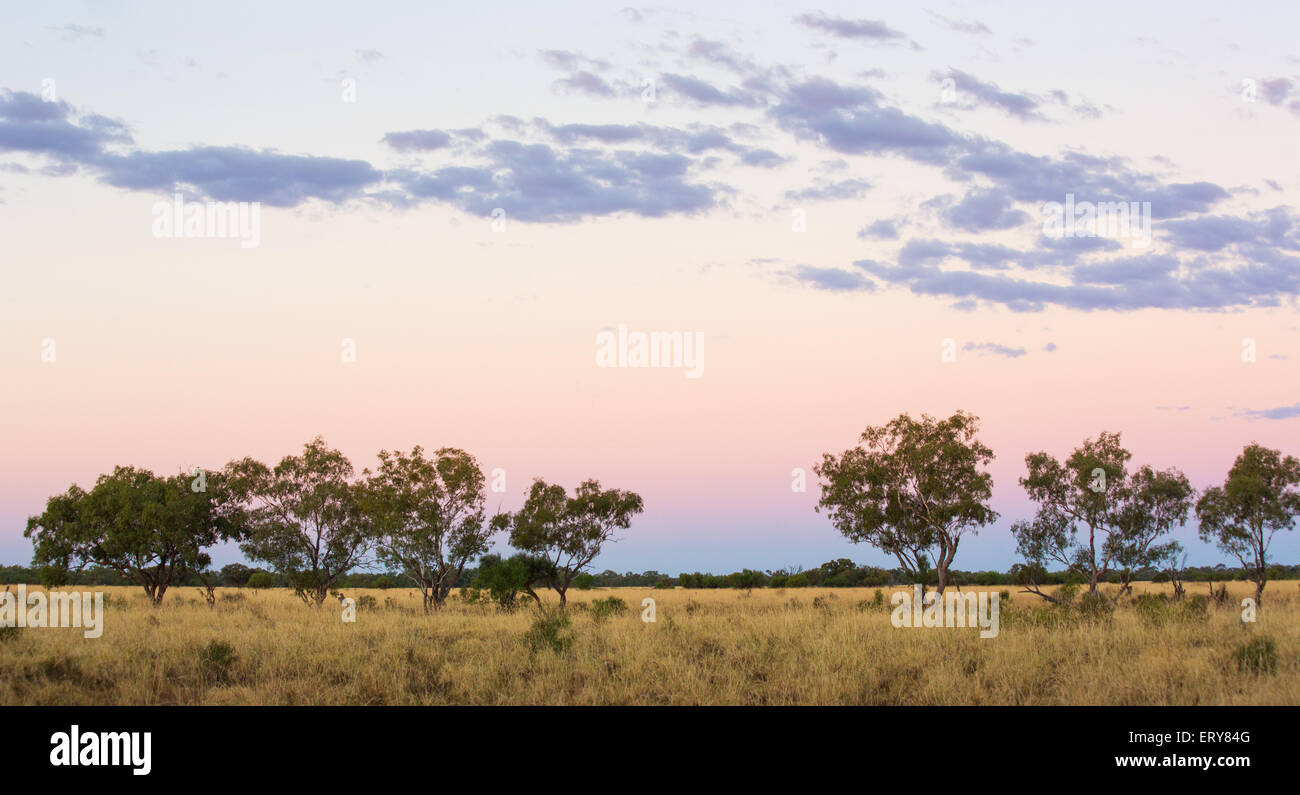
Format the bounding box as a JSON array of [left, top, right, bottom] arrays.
[[1, 1, 1299, 575]]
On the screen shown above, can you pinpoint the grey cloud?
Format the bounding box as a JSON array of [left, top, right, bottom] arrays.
[[382, 129, 452, 151], [785, 178, 871, 202], [935, 69, 1044, 120], [962, 341, 1027, 358], [796, 13, 910, 43], [788, 264, 878, 292], [95, 147, 381, 206], [942, 187, 1029, 231], [858, 218, 898, 239], [1239, 402, 1300, 420]]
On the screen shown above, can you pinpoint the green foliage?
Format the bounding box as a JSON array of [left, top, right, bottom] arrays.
[[1198, 444, 1300, 601], [573, 573, 595, 590], [473, 553, 553, 610], [523, 610, 573, 654], [246, 572, 276, 589], [226, 437, 373, 608], [360, 446, 497, 612], [1135, 593, 1170, 624], [198, 640, 238, 685], [1233, 636, 1277, 675], [589, 596, 628, 619], [23, 466, 242, 605], [785, 573, 810, 588], [816, 411, 998, 590], [504, 478, 644, 604]]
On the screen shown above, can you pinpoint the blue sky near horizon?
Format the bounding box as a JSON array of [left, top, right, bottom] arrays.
[[2, 1, 1300, 575]]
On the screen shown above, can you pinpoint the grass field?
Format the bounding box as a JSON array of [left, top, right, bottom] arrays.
[[1, 582, 1296, 705]]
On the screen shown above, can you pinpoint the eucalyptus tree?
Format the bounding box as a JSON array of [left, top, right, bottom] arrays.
[[25, 466, 240, 605], [1012, 432, 1193, 602], [224, 437, 373, 607], [815, 411, 998, 595], [503, 479, 644, 607], [362, 446, 499, 613], [1196, 442, 1300, 606]]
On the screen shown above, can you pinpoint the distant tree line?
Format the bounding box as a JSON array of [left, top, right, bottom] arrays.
[[3, 558, 1297, 590]]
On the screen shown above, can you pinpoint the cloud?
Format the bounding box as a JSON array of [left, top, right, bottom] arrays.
[[962, 341, 1028, 358], [941, 187, 1029, 231], [540, 50, 611, 72], [382, 129, 452, 151], [795, 13, 911, 43], [935, 69, 1044, 120], [47, 24, 105, 40], [552, 71, 621, 98], [787, 264, 878, 292], [928, 13, 991, 35], [785, 178, 871, 202], [0, 90, 131, 160], [858, 219, 898, 239], [660, 73, 764, 107], [95, 147, 382, 206], [1238, 402, 1300, 420], [393, 140, 716, 222]]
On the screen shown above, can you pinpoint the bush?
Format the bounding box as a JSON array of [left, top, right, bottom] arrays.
[[573, 573, 595, 591], [198, 640, 238, 685], [1182, 594, 1210, 622], [246, 572, 276, 590], [785, 574, 810, 588], [768, 575, 787, 588], [1135, 593, 1170, 624], [590, 596, 629, 619], [524, 611, 573, 654], [1075, 591, 1114, 621], [1234, 636, 1277, 675]]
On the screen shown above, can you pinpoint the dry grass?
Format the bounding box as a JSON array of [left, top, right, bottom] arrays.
[[1, 581, 1296, 705]]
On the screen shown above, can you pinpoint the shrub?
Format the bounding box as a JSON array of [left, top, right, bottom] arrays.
[[1234, 636, 1277, 675], [198, 640, 238, 685], [590, 596, 629, 619], [1182, 594, 1210, 622], [246, 572, 276, 590], [356, 594, 378, 611], [573, 573, 595, 591], [785, 574, 810, 588], [1075, 591, 1114, 621], [524, 611, 573, 654], [768, 575, 787, 588], [0, 625, 19, 643], [1135, 593, 1170, 624]]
